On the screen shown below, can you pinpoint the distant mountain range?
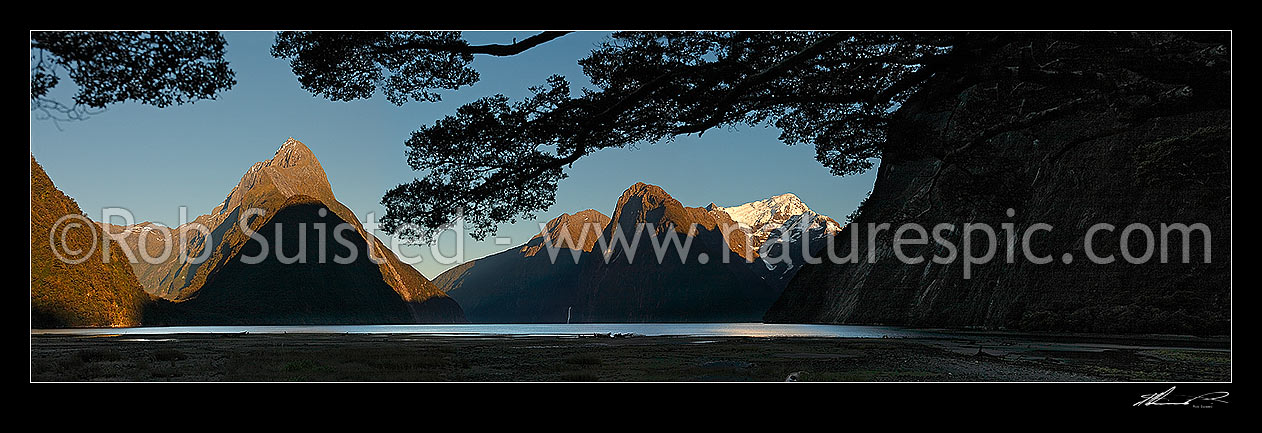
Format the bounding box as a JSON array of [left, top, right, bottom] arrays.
[[435, 182, 841, 323], [95, 138, 465, 325], [33, 139, 841, 327]]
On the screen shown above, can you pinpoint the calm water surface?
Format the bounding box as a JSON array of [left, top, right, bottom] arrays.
[[31, 323, 926, 338]]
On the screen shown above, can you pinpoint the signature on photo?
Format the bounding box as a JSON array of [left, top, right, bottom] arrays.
[[1135, 386, 1229, 407]]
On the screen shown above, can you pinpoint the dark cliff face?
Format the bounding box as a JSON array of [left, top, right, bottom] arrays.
[[766, 32, 1230, 335]]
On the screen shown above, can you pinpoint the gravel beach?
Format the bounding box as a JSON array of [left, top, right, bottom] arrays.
[[29, 331, 1230, 382]]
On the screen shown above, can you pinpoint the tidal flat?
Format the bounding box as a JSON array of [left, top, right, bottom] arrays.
[[30, 332, 1229, 382]]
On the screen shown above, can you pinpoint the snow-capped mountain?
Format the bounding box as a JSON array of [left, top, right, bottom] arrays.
[[706, 193, 843, 289], [706, 193, 841, 251], [709, 193, 810, 228]]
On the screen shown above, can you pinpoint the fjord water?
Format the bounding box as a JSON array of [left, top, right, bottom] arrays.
[[31, 323, 924, 338]]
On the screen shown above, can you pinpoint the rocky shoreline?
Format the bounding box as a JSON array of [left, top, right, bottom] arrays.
[[30, 332, 1229, 382]]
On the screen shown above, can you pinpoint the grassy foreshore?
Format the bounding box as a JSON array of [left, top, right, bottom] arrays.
[[30, 332, 1229, 382]]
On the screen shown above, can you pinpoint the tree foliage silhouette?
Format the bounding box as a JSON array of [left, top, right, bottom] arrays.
[[274, 31, 957, 241], [271, 31, 569, 105], [30, 31, 236, 122]]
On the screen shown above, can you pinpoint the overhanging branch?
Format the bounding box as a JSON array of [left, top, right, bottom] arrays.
[[382, 31, 572, 57], [674, 33, 849, 135]]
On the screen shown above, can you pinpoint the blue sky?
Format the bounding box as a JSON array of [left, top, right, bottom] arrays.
[[30, 31, 878, 279]]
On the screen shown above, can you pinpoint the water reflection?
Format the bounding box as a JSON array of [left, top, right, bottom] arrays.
[[32, 323, 926, 338]]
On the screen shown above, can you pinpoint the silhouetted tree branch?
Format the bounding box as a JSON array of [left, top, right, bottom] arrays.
[[376, 31, 572, 56], [271, 31, 571, 105], [30, 31, 236, 123], [363, 31, 956, 240]]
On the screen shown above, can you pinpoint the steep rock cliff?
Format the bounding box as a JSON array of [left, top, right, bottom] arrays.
[[766, 32, 1230, 334]]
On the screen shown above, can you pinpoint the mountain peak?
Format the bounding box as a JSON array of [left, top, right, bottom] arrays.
[[568, 208, 609, 223], [709, 192, 812, 230], [99, 139, 458, 320], [270, 137, 318, 170], [522, 209, 611, 256], [620, 182, 673, 201], [612, 182, 682, 223], [771, 192, 802, 203], [610, 182, 686, 225], [605, 182, 748, 253], [214, 138, 334, 215]]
